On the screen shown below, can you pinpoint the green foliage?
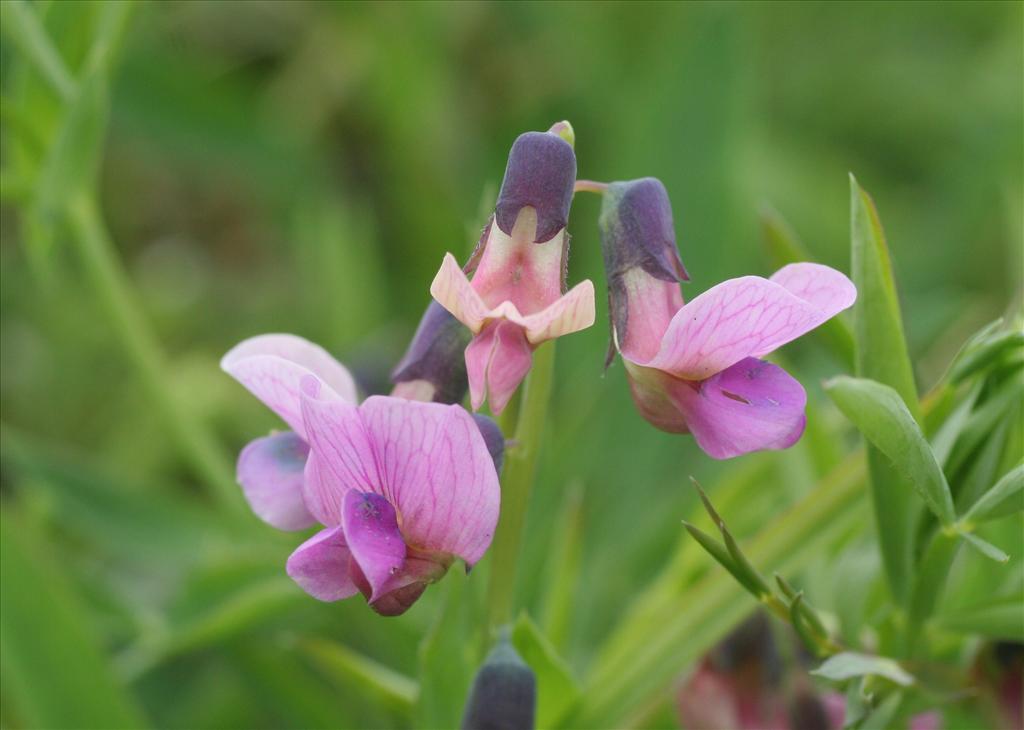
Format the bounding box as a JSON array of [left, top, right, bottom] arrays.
[[811, 652, 915, 687], [1, 2, 1022, 728]]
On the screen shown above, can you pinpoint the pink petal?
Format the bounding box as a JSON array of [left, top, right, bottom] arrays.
[[358, 395, 500, 566], [669, 357, 807, 459], [518, 280, 596, 344], [299, 377, 379, 525], [465, 321, 534, 414], [770, 263, 857, 317], [341, 490, 406, 603], [430, 253, 491, 334], [470, 217, 565, 312], [221, 334, 358, 436], [615, 269, 685, 362], [236, 432, 315, 531], [285, 526, 358, 601], [647, 266, 855, 380]]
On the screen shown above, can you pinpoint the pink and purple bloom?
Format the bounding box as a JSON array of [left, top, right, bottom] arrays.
[[431, 127, 596, 414], [222, 333, 500, 615], [600, 178, 857, 459]]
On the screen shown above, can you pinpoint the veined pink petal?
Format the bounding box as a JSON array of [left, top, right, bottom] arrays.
[[668, 357, 807, 459], [299, 377, 379, 525], [769, 263, 857, 317], [358, 396, 500, 566], [615, 268, 685, 362], [341, 490, 406, 602], [465, 321, 533, 414], [430, 253, 492, 334], [286, 526, 359, 601], [221, 334, 358, 436], [647, 267, 855, 380], [236, 432, 315, 531]]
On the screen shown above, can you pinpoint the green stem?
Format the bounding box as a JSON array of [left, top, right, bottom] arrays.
[[485, 341, 557, 635], [65, 193, 245, 516]]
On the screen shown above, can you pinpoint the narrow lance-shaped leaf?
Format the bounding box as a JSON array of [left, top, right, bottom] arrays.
[[511, 613, 579, 729], [826, 376, 955, 526], [962, 464, 1024, 527], [936, 590, 1024, 641], [811, 651, 915, 687], [850, 175, 920, 606]]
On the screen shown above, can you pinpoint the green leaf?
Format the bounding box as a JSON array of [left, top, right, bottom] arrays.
[[0, 510, 148, 728], [963, 464, 1024, 526], [960, 532, 1010, 563], [860, 692, 904, 730], [951, 325, 1024, 384], [906, 530, 961, 654], [850, 175, 920, 605], [811, 651, 914, 687], [936, 591, 1024, 641], [826, 376, 955, 526], [511, 613, 580, 729], [297, 637, 417, 714], [416, 571, 477, 730], [539, 482, 584, 652]]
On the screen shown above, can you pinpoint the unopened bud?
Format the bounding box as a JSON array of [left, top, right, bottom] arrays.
[[460, 632, 536, 730], [391, 301, 471, 404], [495, 130, 576, 244]]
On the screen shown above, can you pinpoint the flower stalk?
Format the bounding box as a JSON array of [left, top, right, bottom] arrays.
[[485, 341, 557, 636]]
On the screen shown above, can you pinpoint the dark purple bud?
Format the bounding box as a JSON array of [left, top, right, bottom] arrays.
[[599, 177, 689, 285], [391, 301, 470, 404], [786, 691, 831, 730], [472, 414, 505, 473], [461, 632, 536, 730], [495, 131, 576, 244], [598, 178, 689, 363]]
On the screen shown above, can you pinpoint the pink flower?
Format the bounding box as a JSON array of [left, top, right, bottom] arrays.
[[431, 128, 596, 414], [222, 334, 500, 615], [600, 178, 856, 459]]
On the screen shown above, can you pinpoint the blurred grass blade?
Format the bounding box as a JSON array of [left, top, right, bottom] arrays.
[[760, 204, 855, 368], [936, 591, 1024, 641], [960, 532, 1010, 563], [298, 637, 417, 714], [0, 0, 77, 103], [826, 376, 955, 526], [539, 482, 584, 651], [416, 570, 477, 730], [810, 651, 914, 687], [0, 510, 148, 728], [850, 175, 920, 605], [962, 464, 1024, 526], [511, 613, 580, 729]]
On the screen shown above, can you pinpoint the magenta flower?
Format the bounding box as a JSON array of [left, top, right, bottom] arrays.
[[431, 128, 595, 414], [600, 179, 856, 459], [222, 334, 500, 615]]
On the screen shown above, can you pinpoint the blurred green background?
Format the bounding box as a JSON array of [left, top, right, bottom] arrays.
[[1, 1, 1021, 728]]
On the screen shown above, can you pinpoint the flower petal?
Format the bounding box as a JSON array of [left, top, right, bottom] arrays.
[[299, 377, 380, 525], [237, 432, 315, 531], [221, 334, 358, 435], [769, 263, 857, 317], [648, 267, 854, 380], [358, 395, 500, 566], [670, 357, 807, 459], [341, 490, 407, 603], [285, 526, 359, 601], [465, 321, 533, 414], [518, 280, 596, 344], [430, 253, 491, 333]]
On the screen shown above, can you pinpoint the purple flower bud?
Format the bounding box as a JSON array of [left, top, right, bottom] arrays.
[[495, 131, 576, 244], [472, 413, 505, 473], [598, 178, 689, 362], [391, 301, 471, 404], [461, 632, 536, 730]]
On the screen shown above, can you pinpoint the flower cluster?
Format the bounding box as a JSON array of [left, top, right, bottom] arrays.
[[222, 122, 855, 614]]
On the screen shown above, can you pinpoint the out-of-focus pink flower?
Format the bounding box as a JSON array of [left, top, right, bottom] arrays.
[[223, 334, 501, 615], [431, 126, 595, 414], [221, 334, 359, 530], [600, 178, 856, 459]]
